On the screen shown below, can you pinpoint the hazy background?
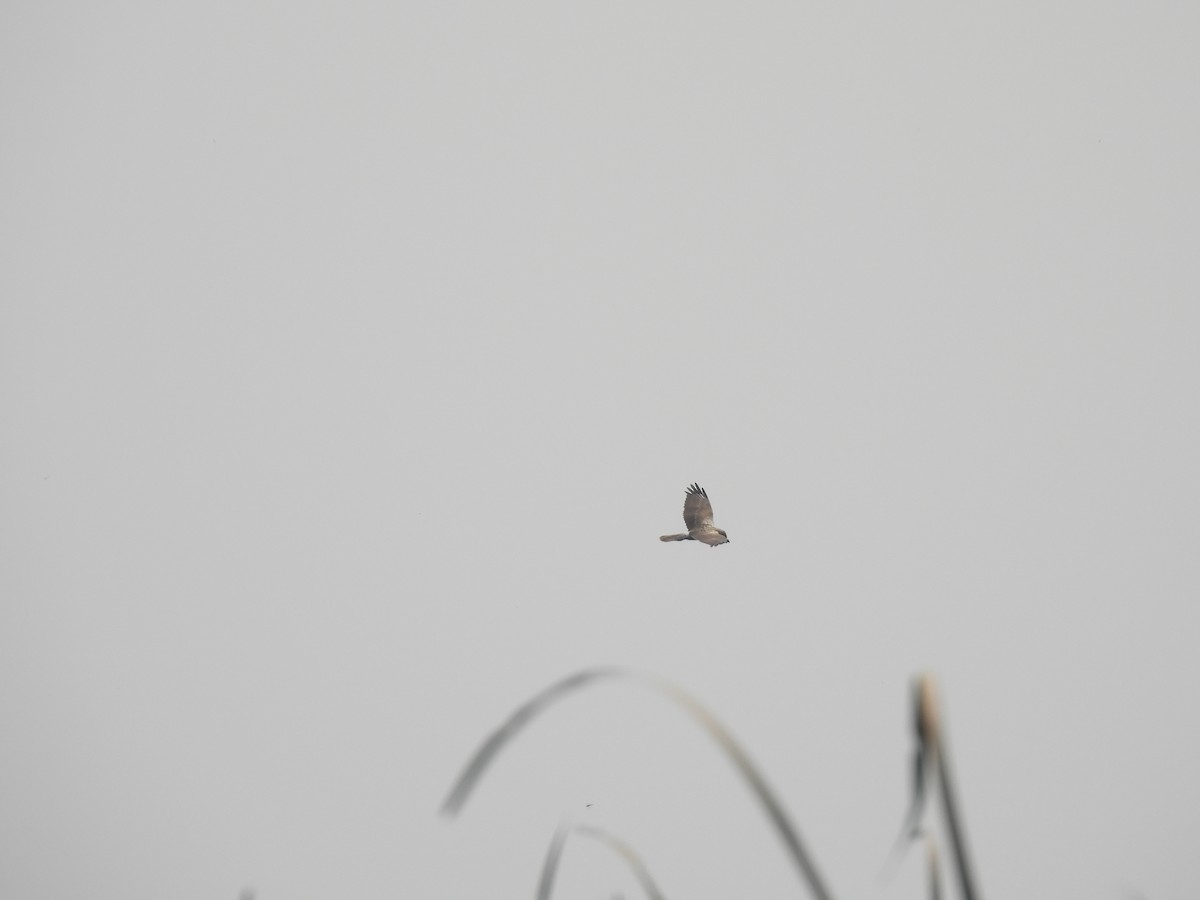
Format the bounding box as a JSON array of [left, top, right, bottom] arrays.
[[3, 2, 1198, 898]]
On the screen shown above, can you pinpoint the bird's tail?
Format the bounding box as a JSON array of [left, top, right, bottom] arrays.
[[659, 533, 692, 542]]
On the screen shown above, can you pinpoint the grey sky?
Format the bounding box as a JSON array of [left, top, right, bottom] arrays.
[[3, 2, 1198, 899]]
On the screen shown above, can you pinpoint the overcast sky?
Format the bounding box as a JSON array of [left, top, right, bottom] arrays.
[[3, 2, 1199, 899]]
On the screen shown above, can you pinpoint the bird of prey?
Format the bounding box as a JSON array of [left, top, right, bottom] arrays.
[[660, 483, 730, 547]]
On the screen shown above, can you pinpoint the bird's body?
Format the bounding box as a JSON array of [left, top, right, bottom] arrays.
[[660, 483, 729, 547]]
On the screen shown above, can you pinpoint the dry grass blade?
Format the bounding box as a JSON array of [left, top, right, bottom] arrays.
[[917, 675, 982, 900], [573, 825, 667, 900], [441, 667, 835, 900], [535, 821, 570, 900], [441, 667, 628, 817], [882, 681, 931, 878], [645, 674, 834, 900], [535, 821, 668, 900], [924, 832, 943, 900]]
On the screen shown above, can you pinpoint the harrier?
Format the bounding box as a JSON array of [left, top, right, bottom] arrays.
[[660, 483, 730, 547]]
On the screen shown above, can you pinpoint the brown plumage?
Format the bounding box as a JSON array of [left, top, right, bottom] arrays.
[[659, 483, 730, 547]]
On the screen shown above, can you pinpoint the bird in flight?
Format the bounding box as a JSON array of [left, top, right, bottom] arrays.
[[660, 483, 730, 547]]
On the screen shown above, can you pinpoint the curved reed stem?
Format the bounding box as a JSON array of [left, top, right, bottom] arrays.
[[917, 675, 981, 900], [535, 820, 667, 900], [441, 667, 835, 900]]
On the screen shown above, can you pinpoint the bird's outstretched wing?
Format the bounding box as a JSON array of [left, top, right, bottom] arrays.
[[684, 484, 729, 546], [682, 483, 714, 530]]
